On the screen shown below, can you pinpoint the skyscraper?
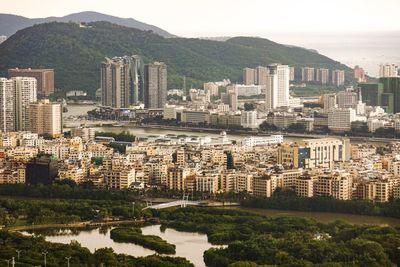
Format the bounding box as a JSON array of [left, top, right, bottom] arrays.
[[8, 68, 54, 96], [301, 67, 315, 82], [101, 55, 144, 108], [332, 70, 345, 86], [289, 67, 295, 81], [12, 77, 37, 131], [0, 78, 15, 132], [265, 64, 290, 110], [144, 62, 167, 109], [243, 68, 256, 85], [255, 66, 268, 86], [316, 68, 330, 84]]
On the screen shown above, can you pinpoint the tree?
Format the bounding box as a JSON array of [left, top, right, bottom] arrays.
[[259, 121, 278, 132], [244, 103, 256, 111]]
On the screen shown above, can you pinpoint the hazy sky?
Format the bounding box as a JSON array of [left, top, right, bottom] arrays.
[[1, 0, 399, 37]]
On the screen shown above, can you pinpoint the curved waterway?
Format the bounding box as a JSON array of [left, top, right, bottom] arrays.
[[27, 225, 217, 267]]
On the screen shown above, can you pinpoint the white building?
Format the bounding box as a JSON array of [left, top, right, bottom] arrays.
[[0, 78, 15, 132], [13, 77, 37, 131], [241, 135, 283, 147], [367, 118, 385, 133], [379, 64, 399, 78], [265, 64, 290, 110], [241, 110, 258, 129], [229, 84, 262, 96]]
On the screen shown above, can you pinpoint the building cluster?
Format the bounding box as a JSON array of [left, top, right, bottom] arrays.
[[300, 67, 345, 86], [0, 72, 62, 137], [3, 128, 400, 203], [101, 55, 167, 109]]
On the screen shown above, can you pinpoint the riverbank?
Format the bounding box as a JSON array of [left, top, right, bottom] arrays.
[[7, 219, 144, 232]]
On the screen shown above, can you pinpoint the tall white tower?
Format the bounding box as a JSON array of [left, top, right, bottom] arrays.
[[265, 64, 290, 110]]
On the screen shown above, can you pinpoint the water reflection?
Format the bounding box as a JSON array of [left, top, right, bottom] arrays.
[[28, 225, 217, 267]]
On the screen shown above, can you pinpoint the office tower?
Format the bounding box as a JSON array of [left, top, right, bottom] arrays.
[[301, 67, 315, 82], [265, 64, 290, 110], [328, 108, 357, 132], [26, 155, 58, 185], [101, 55, 144, 108], [144, 62, 167, 109], [8, 68, 54, 96], [358, 82, 384, 108], [289, 67, 295, 81], [354, 65, 365, 82], [255, 66, 268, 86], [323, 93, 337, 111], [0, 35, 6, 44], [332, 70, 345, 86], [379, 64, 399, 78], [316, 68, 330, 84], [28, 100, 63, 138], [243, 68, 256, 85], [12, 77, 37, 131], [0, 78, 15, 132], [380, 77, 400, 113]]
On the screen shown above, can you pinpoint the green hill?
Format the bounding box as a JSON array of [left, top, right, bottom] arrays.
[[0, 21, 352, 96]]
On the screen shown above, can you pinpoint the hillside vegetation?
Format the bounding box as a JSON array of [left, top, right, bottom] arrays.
[[0, 22, 352, 96]]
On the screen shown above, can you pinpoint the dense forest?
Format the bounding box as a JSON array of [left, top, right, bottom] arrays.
[[0, 21, 352, 96], [157, 207, 400, 267]]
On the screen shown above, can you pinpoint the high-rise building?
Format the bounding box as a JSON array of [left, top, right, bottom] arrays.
[[0, 78, 15, 132], [265, 64, 290, 110], [144, 62, 167, 109], [316, 68, 329, 84], [354, 65, 365, 82], [289, 67, 295, 81], [12, 77, 37, 131], [243, 68, 256, 85], [379, 64, 399, 78], [8, 68, 54, 96], [101, 55, 144, 108], [255, 66, 268, 86], [301, 67, 315, 82], [28, 100, 63, 138], [332, 70, 345, 86]]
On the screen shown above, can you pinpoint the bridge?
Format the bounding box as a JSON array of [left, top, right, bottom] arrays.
[[142, 195, 200, 210]]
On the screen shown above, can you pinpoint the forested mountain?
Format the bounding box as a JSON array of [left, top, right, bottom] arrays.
[[0, 21, 352, 96]]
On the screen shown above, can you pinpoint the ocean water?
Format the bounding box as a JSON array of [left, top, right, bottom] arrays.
[[269, 32, 400, 77]]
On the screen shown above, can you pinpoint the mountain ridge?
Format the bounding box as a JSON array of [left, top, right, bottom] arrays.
[[0, 11, 175, 38]]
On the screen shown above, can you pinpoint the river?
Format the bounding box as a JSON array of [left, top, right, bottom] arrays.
[[31, 225, 216, 267]]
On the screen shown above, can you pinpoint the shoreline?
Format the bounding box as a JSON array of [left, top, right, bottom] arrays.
[[7, 219, 145, 232]]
